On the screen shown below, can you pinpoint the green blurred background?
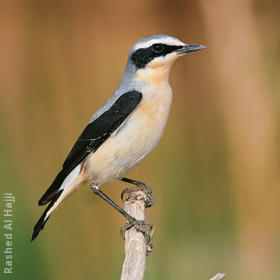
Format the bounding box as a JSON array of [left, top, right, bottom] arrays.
[[0, 0, 280, 279]]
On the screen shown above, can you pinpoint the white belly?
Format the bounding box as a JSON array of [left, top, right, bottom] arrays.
[[84, 85, 172, 185]]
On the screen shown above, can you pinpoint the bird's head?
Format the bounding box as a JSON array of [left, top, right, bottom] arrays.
[[127, 35, 206, 84]]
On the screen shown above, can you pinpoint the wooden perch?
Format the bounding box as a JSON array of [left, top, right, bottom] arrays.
[[119, 189, 225, 280], [210, 273, 226, 280], [120, 190, 152, 280]]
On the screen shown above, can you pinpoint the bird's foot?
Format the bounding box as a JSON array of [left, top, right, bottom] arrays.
[[120, 216, 153, 249], [121, 182, 154, 208]]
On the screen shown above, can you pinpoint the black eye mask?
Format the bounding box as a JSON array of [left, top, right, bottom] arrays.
[[131, 44, 183, 69]]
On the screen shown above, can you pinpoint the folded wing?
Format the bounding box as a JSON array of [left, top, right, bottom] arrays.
[[38, 90, 142, 206]]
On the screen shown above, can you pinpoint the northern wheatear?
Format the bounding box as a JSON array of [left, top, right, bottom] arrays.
[[32, 34, 205, 241]]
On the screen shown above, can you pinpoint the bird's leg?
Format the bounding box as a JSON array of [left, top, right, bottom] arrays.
[[120, 218, 153, 250], [121, 177, 154, 207], [90, 184, 153, 248], [91, 184, 131, 220]]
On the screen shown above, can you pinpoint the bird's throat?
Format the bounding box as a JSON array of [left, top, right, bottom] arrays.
[[135, 63, 172, 87]]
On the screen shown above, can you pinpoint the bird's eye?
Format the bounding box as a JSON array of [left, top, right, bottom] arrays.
[[152, 44, 164, 53]]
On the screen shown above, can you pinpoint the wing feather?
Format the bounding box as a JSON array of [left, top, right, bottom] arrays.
[[38, 91, 142, 205]]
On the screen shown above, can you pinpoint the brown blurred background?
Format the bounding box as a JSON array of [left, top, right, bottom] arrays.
[[0, 0, 280, 279]]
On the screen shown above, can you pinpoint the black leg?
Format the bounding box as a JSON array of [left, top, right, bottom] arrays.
[[121, 177, 154, 207], [90, 184, 153, 248], [90, 184, 132, 220]]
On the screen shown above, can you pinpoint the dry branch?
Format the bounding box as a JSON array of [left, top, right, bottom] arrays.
[[210, 273, 226, 280], [120, 190, 152, 280], [119, 190, 225, 280]]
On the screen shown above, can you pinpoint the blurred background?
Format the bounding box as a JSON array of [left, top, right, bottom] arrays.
[[0, 0, 280, 279]]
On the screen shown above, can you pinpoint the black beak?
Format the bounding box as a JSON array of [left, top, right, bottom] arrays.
[[177, 44, 206, 54]]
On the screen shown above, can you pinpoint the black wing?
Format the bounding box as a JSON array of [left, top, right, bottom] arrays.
[[38, 91, 142, 205]]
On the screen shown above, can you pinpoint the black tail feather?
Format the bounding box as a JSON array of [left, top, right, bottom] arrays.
[[31, 191, 62, 241], [38, 169, 67, 206]]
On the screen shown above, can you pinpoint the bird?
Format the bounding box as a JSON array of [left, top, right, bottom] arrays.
[[32, 34, 205, 241]]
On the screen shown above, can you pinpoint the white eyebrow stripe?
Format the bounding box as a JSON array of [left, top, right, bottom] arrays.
[[133, 37, 184, 51]]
